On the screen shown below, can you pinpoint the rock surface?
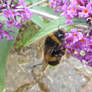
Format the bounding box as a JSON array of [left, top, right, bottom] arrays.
[[4, 44, 92, 92]]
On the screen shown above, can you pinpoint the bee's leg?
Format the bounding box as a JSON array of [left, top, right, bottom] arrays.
[[41, 60, 49, 76], [30, 60, 48, 79], [31, 63, 42, 68], [32, 66, 50, 92], [15, 82, 36, 92]]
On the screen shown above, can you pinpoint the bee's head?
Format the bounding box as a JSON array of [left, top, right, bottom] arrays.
[[54, 29, 65, 42], [86, 17, 92, 26]]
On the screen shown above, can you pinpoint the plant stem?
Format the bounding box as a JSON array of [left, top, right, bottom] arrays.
[[30, 9, 59, 20], [28, 0, 48, 8]]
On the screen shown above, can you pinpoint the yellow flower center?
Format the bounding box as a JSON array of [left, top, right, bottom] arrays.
[[74, 50, 78, 54], [72, 8, 75, 11]]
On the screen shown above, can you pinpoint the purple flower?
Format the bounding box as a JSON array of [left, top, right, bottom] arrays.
[[64, 29, 92, 67], [15, 22, 22, 29], [85, 52, 92, 67], [2, 0, 32, 28], [78, 6, 89, 18], [66, 29, 83, 45], [20, 13, 28, 22], [0, 0, 33, 42], [10, 9, 19, 17], [19, 0, 26, 7], [67, 5, 77, 17], [50, 1, 56, 8], [48, 0, 92, 25], [76, 0, 84, 6], [4, 31, 15, 41], [0, 30, 3, 42], [0, 23, 3, 30], [3, 9, 11, 18], [7, 19, 15, 28], [25, 8, 32, 18], [65, 17, 73, 25]]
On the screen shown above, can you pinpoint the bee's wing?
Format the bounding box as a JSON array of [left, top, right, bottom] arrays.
[[45, 45, 57, 55]]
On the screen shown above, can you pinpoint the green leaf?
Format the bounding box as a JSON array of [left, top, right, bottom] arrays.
[[24, 0, 32, 5], [31, 6, 61, 28], [0, 16, 7, 22], [30, 0, 40, 4], [24, 17, 69, 46], [32, 14, 45, 28], [32, 6, 60, 17], [24, 15, 78, 47], [0, 27, 19, 92]]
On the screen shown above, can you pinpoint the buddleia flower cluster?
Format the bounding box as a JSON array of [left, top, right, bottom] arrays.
[[0, 0, 32, 41], [64, 29, 92, 67], [48, 0, 92, 24], [48, 0, 92, 66]]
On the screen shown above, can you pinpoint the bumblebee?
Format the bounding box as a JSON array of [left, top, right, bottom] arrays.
[[42, 29, 65, 71], [86, 17, 92, 26]]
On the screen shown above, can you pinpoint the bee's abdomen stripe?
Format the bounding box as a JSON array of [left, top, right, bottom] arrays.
[[45, 55, 57, 61], [48, 60, 59, 66]]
